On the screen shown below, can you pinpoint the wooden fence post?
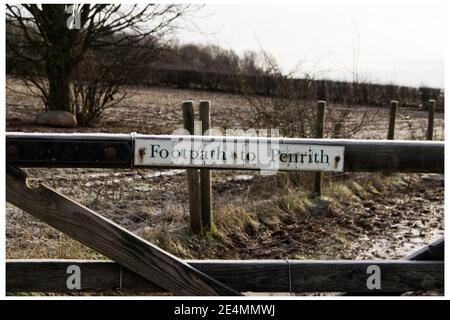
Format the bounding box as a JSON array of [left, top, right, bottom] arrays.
[[427, 99, 436, 140], [313, 100, 326, 196], [387, 100, 398, 140], [199, 100, 212, 232], [182, 101, 202, 234]]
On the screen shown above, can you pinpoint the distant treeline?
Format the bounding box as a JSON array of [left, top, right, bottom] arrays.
[[130, 68, 442, 110], [7, 28, 443, 110]]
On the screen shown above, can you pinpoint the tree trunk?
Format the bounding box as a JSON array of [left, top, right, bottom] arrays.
[[42, 4, 73, 113], [46, 60, 72, 112]]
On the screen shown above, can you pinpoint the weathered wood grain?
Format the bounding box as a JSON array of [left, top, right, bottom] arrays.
[[427, 99, 436, 140], [182, 101, 202, 234], [387, 100, 398, 140], [290, 260, 443, 293], [7, 133, 444, 173], [406, 237, 444, 261], [6, 166, 241, 296], [6, 259, 443, 293], [340, 237, 444, 296], [314, 100, 326, 195], [199, 100, 212, 230]]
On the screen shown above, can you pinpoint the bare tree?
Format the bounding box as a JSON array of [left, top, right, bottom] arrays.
[[6, 4, 190, 123], [238, 51, 379, 139]]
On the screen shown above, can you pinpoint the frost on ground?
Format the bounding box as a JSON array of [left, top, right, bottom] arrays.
[[6, 79, 444, 295]]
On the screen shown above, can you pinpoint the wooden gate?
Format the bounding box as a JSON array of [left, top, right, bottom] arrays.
[[6, 132, 444, 295]]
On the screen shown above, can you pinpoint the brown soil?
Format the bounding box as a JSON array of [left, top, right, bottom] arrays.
[[5, 78, 445, 295]]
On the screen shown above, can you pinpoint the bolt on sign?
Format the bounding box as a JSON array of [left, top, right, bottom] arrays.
[[134, 136, 345, 172]]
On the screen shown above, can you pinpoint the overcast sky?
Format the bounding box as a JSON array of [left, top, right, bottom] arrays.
[[176, 2, 444, 88]]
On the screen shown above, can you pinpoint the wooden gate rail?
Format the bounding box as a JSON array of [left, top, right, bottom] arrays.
[[340, 237, 444, 296], [6, 259, 443, 293], [6, 132, 444, 173], [6, 132, 445, 295], [6, 165, 240, 296]]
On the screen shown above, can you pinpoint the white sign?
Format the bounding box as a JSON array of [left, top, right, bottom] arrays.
[[134, 136, 344, 172]]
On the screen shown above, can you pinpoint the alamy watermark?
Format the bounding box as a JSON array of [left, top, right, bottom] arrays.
[[366, 265, 381, 290], [66, 5, 81, 30], [66, 264, 81, 290]]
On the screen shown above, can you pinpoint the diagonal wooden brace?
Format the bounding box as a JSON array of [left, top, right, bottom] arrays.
[[6, 165, 241, 296]]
